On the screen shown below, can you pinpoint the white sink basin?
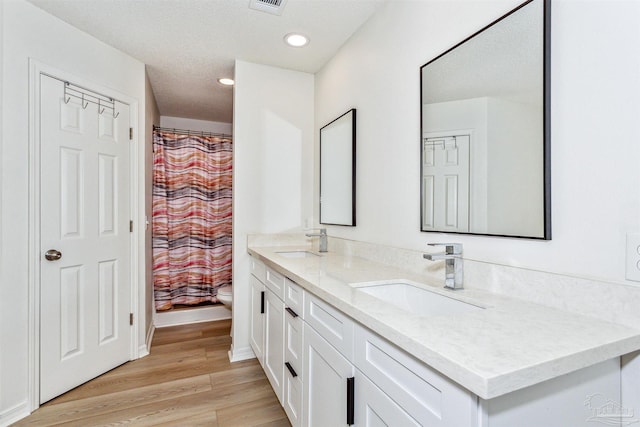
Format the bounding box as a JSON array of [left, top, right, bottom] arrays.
[[352, 281, 483, 317], [276, 251, 320, 259]]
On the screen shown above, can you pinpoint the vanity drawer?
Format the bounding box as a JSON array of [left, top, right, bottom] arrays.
[[250, 256, 266, 283], [304, 293, 354, 361], [284, 279, 305, 320], [265, 266, 286, 300], [354, 325, 475, 426]]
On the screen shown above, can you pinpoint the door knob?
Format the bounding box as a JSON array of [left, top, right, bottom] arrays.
[[45, 249, 62, 261]]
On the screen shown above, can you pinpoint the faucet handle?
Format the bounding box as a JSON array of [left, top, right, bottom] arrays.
[[427, 243, 462, 255]]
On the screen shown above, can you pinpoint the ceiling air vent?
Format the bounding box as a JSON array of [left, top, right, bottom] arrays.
[[249, 0, 288, 16]]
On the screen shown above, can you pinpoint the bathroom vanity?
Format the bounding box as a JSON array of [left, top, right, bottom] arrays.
[[247, 244, 640, 426]]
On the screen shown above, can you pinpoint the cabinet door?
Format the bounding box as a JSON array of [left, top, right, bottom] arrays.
[[303, 323, 355, 427], [285, 304, 304, 375], [354, 325, 476, 427], [355, 370, 420, 427], [264, 288, 285, 403], [284, 367, 303, 427], [283, 307, 304, 426], [249, 275, 265, 366]]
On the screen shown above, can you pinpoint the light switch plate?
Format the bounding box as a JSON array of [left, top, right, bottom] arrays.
[[625, 232, 640, 282]]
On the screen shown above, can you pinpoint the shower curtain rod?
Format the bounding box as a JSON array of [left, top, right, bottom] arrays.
[[153, 125, 232, 139]]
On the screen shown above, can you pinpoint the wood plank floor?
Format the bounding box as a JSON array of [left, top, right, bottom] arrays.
[[14, 320, 290, 426]]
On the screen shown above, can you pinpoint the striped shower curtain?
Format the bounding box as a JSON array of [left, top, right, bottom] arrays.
[[152, 130, 232, 311]]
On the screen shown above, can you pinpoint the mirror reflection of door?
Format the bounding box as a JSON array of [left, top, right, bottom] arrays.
[[422, 134, 470, 232]]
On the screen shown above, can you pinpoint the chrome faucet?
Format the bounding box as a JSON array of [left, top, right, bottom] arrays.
[[423, 243, 463, 290], [305, 228, 328, 252]]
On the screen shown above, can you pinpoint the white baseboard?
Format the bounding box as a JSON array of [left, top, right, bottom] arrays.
[[138, 324, 155, 358], [228, 345, 256, 363], [0, 400, 30, 427], [154, 305, 231, 328]]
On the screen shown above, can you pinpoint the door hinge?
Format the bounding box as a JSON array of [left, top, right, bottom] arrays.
[[129, 220, 133, 232], [129, 313, 134, 325], [129, 127, 133, 140]]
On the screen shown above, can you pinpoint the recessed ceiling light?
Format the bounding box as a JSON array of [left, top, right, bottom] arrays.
[[218, 78, 234, 86], [284, 33, 309, 48]]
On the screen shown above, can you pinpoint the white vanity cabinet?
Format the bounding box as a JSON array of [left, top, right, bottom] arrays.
[[248, 254, 623, 427], [249, 256, 305, 419]]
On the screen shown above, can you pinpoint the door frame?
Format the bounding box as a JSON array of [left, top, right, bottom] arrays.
[[27, 59, 141, 411]]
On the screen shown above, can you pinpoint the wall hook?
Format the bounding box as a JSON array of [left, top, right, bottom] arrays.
[[113, 111, 120, 119], [63, 81, 71, 104], [81, 93, 88, 109]]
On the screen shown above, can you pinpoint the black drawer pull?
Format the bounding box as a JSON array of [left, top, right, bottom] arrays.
[[347, 376, 355, 425], [260, 291, 265, 314], [285, 307, 298, 318], [285, 362, 298, 378]]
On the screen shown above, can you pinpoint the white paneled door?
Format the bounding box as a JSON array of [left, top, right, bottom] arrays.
[[422, 134, 470, 232], [39, 75, 132, 403]]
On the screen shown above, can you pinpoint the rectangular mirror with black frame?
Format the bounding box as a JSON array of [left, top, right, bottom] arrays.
[[320, 109, 356, 226], [420, 0, 551, 239]]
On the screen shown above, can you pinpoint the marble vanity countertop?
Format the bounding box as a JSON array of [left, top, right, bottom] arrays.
[[248, 245, 640, 400]]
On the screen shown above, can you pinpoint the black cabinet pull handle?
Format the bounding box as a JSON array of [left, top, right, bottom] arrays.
[[260, 291, 265, 314], [285, 362, 298, 378], [347, 376, 355, 425], [285, 307, 298, 318]]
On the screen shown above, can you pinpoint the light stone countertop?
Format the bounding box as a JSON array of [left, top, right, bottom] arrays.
[[248, 245, 640, 400]]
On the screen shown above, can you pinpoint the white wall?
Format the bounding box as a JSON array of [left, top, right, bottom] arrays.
[[486, 97, 542, 236], [231, 60, 314, 360], [144, 69, 160, 352], [160, 115, 232, 135], [0, 0, 147, 422], [315, 0, 640, 287]]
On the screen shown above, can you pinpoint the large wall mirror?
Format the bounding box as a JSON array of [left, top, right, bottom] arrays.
[[420, 0, 550, 239], [320, 109, 356, 226]]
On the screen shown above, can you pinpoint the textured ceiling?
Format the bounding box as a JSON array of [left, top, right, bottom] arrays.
[[422, 0, 542, 106], [27, 0, 386, 123]]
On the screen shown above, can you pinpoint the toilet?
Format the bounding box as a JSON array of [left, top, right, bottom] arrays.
[[217, 285, 232, 310]]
